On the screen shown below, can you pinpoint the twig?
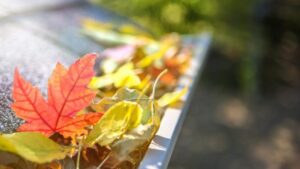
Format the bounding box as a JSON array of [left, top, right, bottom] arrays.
[[96, 151, 111, 169]]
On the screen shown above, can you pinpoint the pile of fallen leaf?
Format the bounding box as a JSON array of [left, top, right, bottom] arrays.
[[0, 20, 192, 169]]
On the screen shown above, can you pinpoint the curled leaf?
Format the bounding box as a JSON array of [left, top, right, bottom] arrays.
[[86, 101, 143, 146], [113, 88, 152, 124], [91, 88, 153, 125], [100, 124, 157, 168]]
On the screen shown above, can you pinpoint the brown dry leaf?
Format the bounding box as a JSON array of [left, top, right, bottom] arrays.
[[36, 161, 61, 169]]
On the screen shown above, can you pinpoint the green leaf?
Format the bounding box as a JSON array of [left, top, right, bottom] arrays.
[[85, 101, 143, 146], [0, 132, 70, 163]]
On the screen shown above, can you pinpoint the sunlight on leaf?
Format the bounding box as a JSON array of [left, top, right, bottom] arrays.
[[86, 101, 143, 146], [137, 75, 152, 90], [113, 63, 141, 88], [11, 54, 101, 138], [101, 59, 119, 74], [157, 87, 188, 107], [0, 133, 70, 163], [89, 62, 141, 89], [89, 75, 114, 89], [113, 88, 152, 124], [136, 44, 170, 68]]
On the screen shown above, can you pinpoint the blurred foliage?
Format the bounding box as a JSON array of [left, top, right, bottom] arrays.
[[91, 0, 256, 52], [91, 0, 258, 93]]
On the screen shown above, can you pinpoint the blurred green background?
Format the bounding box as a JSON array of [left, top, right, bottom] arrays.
[[92, 0, 300, 169]]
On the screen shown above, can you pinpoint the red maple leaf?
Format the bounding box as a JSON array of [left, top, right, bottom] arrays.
[[11, 54, 103, 138]]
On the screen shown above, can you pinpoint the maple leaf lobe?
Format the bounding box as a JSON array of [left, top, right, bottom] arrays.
[[12, 54, 100, 138]]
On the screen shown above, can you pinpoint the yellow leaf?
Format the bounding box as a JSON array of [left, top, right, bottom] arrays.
[[0, 132, 70, 163], [119, 24, 151, 36], [85, 101, 143, 146], [113, 88, 152, 124], [101, 59, 119, 74], [82, 18, 113, 32], [157, 87, 188, 107], [136, 44, 169, 68], [137, 75, 151, 90], [113, 63, 141, 88], [89, 62, 141, 89], [90, 97, 116, 113], [82, 19, 153, 45], [88, 75, 114, 89]]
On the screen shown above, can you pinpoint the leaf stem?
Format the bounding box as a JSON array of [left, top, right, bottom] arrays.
[[150, 69, 168, 124], [150, 69, 168, 99], [76, 138, 83, 169]]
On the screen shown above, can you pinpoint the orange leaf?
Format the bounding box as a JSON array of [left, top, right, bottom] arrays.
[[12, 69, 56, 136], [12, 53, 102, 138], [56, 113, 103, 138]]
